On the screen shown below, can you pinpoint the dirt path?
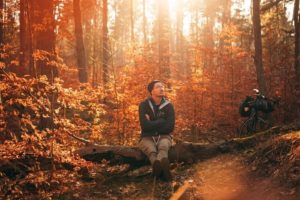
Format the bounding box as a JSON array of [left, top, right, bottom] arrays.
[[178, 154, 298, 200]]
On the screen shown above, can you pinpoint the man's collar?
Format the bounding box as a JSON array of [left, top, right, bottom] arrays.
[[147, 96, 170, 110], [148, 96, 164, 105]]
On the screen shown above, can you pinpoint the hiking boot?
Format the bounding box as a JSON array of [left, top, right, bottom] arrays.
[[160, 158, 172, 181], [152, 160, 162, 178]]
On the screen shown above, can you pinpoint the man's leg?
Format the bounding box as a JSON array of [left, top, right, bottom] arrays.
[[138, 137, 157, 165], [138, 137, 162, 177], [157, 135, 172, 181], [156, 135, 172, 161]]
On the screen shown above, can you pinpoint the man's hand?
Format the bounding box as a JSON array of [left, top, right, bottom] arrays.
[[145, 114, 150, 120]]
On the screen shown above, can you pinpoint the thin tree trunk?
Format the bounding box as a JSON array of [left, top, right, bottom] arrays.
[[130, 0, 134, 43], [92, 17, 98, 87], [293, 0, 300, 78], [27, 1, 33, 76], [30, 0, 57, 82], [220, 0, 231, 47], [223, 0, 231, 25], [19, 0, 31, 75], [252, 0, 267, 96], [20, 0, 25, 68], [143, 0, 147, 46], [195, 7, 199, 45], [293, 0, 300, 117], [158, 0, 170, 83], [0, 0, 3, 79], [0, 0, 3, 45], [102, 0, 109, 85], [176, 0, 185, 77], [73, 0, 88, 83]]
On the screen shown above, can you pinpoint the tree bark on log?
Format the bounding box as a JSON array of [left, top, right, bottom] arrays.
[[75, 142, 227, 165]]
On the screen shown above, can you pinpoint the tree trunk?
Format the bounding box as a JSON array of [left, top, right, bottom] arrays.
[[102, 0, 109, 85], [222, 0, 231, 25], [0, 0, 3, 45], [19, 0, 31, 75], [73, 0, 88, 83], [294, 0, 300, 76], [220, 0, 231, 47], [143, 0, 147, 46], [176, 0, 185, 77], [130, 0, 134, 43], [158, 0, 170, 83], [30, 0, 57, 82], [293, 0, 300, 117], [19, 0, 26, 71], [252, 0, 267, 96]]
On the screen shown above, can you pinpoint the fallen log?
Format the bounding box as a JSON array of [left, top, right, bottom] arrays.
[[75, 142, 226, 165], [0, 154, 74, 180], [74, 123, 300, 165]]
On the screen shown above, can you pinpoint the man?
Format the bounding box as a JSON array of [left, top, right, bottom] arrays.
[[138, 80, 175, 181]]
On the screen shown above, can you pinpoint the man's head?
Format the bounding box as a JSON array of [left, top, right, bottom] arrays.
[[147, 80, 165, 97]]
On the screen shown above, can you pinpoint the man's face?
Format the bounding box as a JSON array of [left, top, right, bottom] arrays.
[[151, 82, 165, 97]]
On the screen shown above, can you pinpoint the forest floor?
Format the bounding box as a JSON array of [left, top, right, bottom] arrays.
[[1, 124, 299, 200], [57, 125, 299, 200], [73, 152, 298, 200]]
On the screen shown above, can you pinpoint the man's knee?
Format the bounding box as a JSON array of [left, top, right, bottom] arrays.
[[157, 137, 172, 151], [158, 144, 171, 152], [158, 142, 169, 150], [138, 137, 157, 154]]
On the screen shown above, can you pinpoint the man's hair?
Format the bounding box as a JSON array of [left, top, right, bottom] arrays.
[[147, 80, 161, 93]]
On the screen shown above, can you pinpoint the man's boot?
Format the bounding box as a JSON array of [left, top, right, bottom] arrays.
[[152, 160, 162, 178], [160, 158, 172, 181]]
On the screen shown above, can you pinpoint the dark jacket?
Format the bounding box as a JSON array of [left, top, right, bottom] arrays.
[[138, 96, 175, 137]]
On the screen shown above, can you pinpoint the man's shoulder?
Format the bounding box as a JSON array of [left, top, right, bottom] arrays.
[[139, 98, 150, 106], [164, 98, 173, 105], [167, 101, 174, 107], [165, 101, 174, 109], [159, 98, 174, 110]]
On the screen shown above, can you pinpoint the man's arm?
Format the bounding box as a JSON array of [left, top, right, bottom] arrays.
[[159, 103, 175, 134], [139, 102, 166, 132]]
